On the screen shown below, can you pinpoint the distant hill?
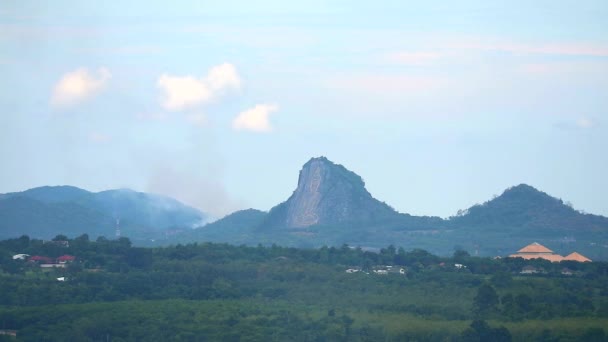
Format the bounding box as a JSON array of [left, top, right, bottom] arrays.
[[1, 185, 91, 203], [77, 188, 205, 232], [0, 186, 206, 241], [5, 161, 608, 259], [171, 209, 267, 245], [173, 157, 448, 249], [0, 196, 112, 239], [169, 158, 608, 260], [451, 184, 608, 233]]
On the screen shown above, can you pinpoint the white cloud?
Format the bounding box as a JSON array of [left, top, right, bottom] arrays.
[[157, 62, 241, 111], [51, 67, 111, 108], [206, 63, 241, 91], [232, 104, 278, 133], [157, 75, 213, 111]]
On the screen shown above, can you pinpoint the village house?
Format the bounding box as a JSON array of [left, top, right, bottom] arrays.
[[372, 265, 406, 276], [27, 255, 76, 268], [28, 255, 54, 264], [40, 263, 66, 268], [0, 330, 17, 337], [520, 265, 541, 274], [12, 254, 29, 260], [561, 268, 574, 276], [345, 265, 405, 275], [56, 255, 76, 264]]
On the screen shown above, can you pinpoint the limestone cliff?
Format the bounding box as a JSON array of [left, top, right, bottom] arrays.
[[265, 157, 397, 228]]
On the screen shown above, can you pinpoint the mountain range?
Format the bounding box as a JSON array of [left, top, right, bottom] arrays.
[[0, 186, 206, 241], [180, 157, 608, 259], [1, 157, 607, 259]]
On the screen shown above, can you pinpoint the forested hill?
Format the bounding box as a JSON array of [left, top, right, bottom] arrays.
[[2, 162, 608, 259], [178, 179, 608, 259], [0, 186, 206, 241], [451, 184, 608, 232], [173, 209, 267, 244]]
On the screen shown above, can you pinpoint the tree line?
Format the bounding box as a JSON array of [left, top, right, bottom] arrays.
[[1, 235, 608, 341]]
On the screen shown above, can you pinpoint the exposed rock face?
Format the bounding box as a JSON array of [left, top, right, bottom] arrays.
[[266, 157, 397, 228]]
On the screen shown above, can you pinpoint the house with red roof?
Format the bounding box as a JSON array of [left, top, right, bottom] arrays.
[[56, 255, 76, 263], [29, 256, 54, 264]]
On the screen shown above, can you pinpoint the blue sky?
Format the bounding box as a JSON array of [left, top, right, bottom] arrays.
[[1, 1, 607, 219]]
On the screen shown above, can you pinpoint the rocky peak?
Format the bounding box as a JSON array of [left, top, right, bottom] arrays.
[[267, 157, 397, 228]]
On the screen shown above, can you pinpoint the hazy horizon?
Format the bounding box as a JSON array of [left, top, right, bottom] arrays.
[[1, 1, 607, 218]]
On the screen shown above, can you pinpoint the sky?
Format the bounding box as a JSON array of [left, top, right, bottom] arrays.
[[1, 1, 607, 220]]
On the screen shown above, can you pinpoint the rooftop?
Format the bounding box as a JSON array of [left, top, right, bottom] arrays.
[[517, 242, 553, 254], [563, 252, 591, 262]]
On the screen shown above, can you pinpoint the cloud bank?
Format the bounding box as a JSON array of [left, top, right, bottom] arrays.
[[51, 67, 111, 108]]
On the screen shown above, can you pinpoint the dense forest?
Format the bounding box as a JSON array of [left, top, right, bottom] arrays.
[[1, 235, 608, 341]]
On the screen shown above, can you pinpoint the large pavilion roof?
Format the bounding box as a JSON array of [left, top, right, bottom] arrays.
[[563, 252, 591, 262], [517, 242, 553, 254]]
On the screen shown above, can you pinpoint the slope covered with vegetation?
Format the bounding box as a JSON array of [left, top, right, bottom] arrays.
[[452, 184, 608, 232], [1, 235, 608, 341], [0, 186, 205, 241]]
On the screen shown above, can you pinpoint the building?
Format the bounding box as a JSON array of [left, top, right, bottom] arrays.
[[28, 255, 77, 268], [29, 255, 54, 264], [12, 254, 29, 260], [56, 255, 76, 263], [520, 265, 540, 274], [509, 242, 591, 263], [0, 330, 17, 337], [509, 242, 563, 262], [561, 268, 574, 276], [562, 252, 592, 262]]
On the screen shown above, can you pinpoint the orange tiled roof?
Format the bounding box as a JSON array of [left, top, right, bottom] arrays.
[[540, 254, 564, 262], [517, 242, 553, 254], [563, 252, 591, 262]]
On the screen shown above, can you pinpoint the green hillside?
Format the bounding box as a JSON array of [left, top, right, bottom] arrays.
[[1, 236, 608, 341]]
